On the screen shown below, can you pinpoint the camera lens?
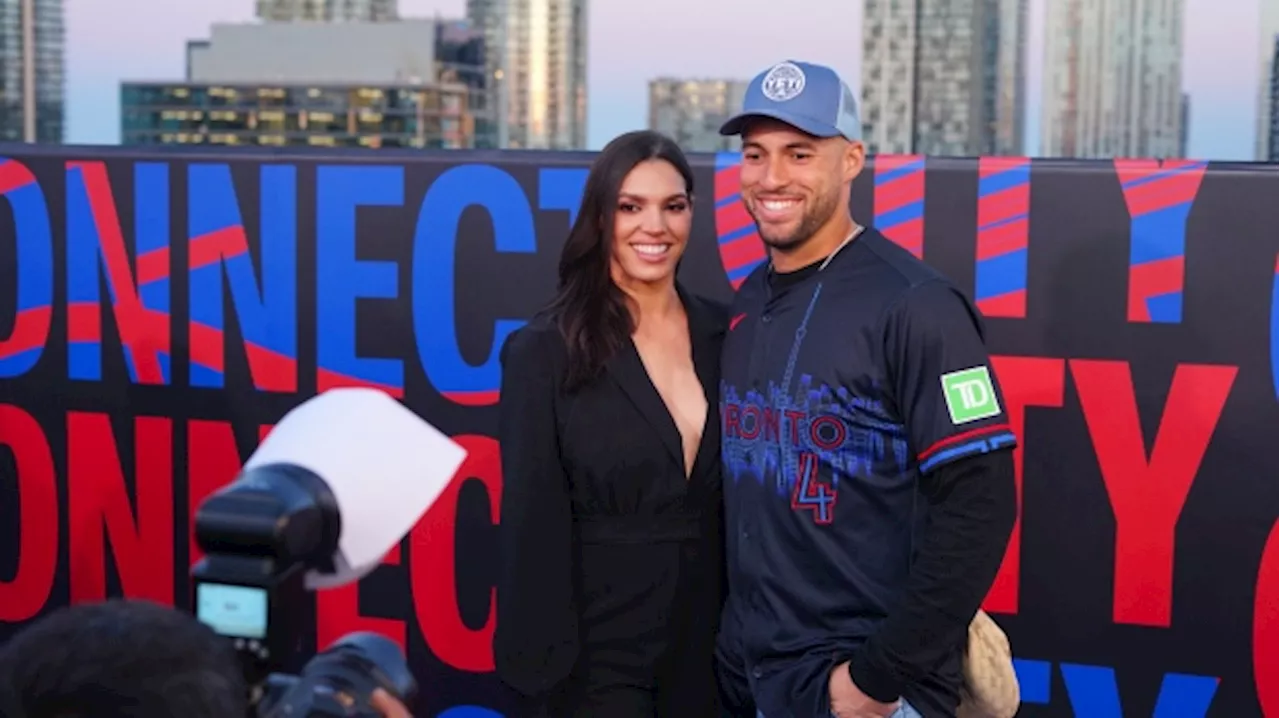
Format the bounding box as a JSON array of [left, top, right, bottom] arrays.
[[305, 632, 418, 707]]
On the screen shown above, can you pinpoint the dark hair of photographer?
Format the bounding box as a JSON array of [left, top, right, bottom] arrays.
[[0, 599, 245, 718]]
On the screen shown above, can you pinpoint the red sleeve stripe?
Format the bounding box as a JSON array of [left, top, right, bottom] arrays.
[[917, 423, 1013, 462]]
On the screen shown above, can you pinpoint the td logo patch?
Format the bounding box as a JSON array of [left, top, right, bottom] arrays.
[[941, 366, 1000, 424]]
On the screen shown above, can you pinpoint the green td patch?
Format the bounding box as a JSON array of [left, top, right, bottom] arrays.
[[941, 366, 1001, 424]]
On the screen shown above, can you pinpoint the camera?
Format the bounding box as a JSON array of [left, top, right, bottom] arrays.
[[256, 632, 419, 718], [189, 388, 468, 717]]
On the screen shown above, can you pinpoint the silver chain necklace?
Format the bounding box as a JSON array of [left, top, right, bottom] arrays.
[[768, 223, 865, 277]]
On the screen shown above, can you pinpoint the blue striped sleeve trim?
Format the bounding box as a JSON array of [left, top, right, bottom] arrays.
[[918, 430, 1017, 474]]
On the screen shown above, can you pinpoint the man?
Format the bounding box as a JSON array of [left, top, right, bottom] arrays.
[[714, 60, 1018, 718], [0, 599, 414, 718]]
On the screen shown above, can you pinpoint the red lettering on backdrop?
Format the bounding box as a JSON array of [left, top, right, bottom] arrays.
[[187, 420, 246, 568], [0, 404, 58, 621], [186, 421, 274, 567], [1071, 360, 1236, 627], [983, 356, 1065, 615], [67, 412, 175, 606], [1255, 521, 1277, 718], [315, 548, 406, 652], [410, 434, 501, 673]]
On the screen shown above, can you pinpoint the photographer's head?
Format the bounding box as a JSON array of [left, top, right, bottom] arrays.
[[0, 599, 245, 718], [0, 599, 415, 718]]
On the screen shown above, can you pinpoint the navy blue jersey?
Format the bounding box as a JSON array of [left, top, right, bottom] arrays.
[[718, 228, 1017, 717]]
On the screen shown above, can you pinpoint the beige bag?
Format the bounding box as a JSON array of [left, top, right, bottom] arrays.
[[955, 610, 1020, 718]]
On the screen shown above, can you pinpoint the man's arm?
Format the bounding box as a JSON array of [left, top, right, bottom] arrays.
[[847, 450, 1016, 702], [846, 278, 1019, 703]]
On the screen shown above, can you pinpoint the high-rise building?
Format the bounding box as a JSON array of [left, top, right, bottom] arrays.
[[1041, 0, 1184, 159], [255, 0, 396, 22], [186, 21, 440, 85], [1179, 92, 1190, 158], [468, 0, 588, 150], [647, 78, 748, 153], [1264, 33, 1274, 161], [436, 19, 489, 95], [466, 0, 507, 147], [861, 0, 1027, 157], [1255, 0, 1278, 162], [0, 0, 64, 142], [436, 19, 499, 145], [120, 81, 479, 150], [122, 20, 497, 149]]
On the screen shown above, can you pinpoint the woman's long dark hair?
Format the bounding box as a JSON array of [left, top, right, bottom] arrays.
[[546, 130, 695, 392]]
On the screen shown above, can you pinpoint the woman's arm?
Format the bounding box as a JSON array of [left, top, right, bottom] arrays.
[[492, 325, 580, 698]]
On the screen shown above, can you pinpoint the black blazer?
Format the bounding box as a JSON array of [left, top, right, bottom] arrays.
[[493, 286, 728, 716]]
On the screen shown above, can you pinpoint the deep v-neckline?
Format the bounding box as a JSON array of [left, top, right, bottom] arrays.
[[631, 338, 709, 481], [604, 285, 721, 483]]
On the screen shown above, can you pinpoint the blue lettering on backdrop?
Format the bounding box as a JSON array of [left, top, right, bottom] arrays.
[[0, 158, 53, 378], [316, 165, 405, 394], [135, 163, 171, 384], [412, 164, 538, 406], [436, 708, 504, 718], [538, 167, 589, 226], [66, 161, 170, 384], [1013, 659, 1052, 704], [187, 164, 298, 391], [1014, 659, 1218, 717]]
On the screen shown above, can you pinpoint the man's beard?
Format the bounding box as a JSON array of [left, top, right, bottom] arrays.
[[750, 190, 842, 254]]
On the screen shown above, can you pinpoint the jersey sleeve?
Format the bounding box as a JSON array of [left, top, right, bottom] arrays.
[[881, 279, 1018, 475]]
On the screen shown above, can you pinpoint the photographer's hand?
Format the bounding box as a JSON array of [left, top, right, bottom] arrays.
[[370, 689, 413, 718]]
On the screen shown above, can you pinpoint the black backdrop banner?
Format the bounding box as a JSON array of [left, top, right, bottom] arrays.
[[0, 144, 1276, 718]]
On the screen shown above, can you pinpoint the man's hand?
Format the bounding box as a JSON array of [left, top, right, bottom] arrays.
[[828, 661, 899, 718], [370, 688, 414, 718]]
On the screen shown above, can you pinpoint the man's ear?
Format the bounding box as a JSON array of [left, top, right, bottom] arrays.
[[843, 140, 867, 183]]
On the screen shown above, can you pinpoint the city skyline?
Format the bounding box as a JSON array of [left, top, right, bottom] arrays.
[[860, 0, 1027, 156], [1041, 0, 1187, 158], [67, 0, 1265, 160]]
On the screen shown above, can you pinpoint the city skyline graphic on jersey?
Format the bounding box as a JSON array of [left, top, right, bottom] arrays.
[[720, 373, 911, 502]]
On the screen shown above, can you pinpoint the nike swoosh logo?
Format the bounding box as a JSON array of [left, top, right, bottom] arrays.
[[730, 313, 747, 331]]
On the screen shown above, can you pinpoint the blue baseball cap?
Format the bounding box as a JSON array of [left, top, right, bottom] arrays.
[[719, 60, 862, 141]]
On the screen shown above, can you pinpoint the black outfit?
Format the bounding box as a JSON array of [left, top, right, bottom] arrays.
[[494, 286, 729, 718], [715, 228, 1018, 718]]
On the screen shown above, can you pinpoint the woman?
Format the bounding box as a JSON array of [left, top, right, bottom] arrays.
[[493, 130, 728, 717]]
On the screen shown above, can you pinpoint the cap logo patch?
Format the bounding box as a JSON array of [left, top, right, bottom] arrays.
[[761, 62, 806, 102]]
